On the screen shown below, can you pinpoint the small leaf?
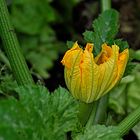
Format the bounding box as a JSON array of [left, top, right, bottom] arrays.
[[108, 39, 129, 52], [83, 9, 119, 55], [83, 31, 94, 43], [66, 41, 75, 49]]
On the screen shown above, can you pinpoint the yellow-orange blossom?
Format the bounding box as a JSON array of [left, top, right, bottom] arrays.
[[61, 42, 129, 103]]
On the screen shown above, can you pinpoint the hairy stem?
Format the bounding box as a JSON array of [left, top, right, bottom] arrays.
[[0, 0, 34, 85], [118, 106, 140, 137]]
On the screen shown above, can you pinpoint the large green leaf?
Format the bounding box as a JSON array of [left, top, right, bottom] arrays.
[[0, 86, 78, 140]]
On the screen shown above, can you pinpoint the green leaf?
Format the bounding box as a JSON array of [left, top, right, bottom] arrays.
[[123, 49, 136, 77], [0, 86, 78, 140], [108, 39, 129, 52], [123, 62, 136, 77], [20, 34, 65, 78], [66, 41, 75, 49], [127, 68, 140, 112], [11, 0, 57, 35], [11, 2, 44, 35], [133, 50, 140, 61], [108, 64, 140, 124], [83, 9, 119, 55], [83, 31, 94, 44], [108, 75, 136, 123], [74, 125, 122, 140]]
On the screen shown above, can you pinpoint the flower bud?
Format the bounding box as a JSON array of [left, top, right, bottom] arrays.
[[61, 42, 129, 103]]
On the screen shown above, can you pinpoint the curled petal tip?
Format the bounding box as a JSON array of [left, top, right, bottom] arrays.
[[85, 43, 94, 52]]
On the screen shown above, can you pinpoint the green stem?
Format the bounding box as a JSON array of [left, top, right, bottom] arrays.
[[94, 95, 109, 124], [101, 0, 111, 12], [85, 101, 98, 128], [0, 0, 34, 85], [78, 102, 94, 126], [118, 106, 140, 137]]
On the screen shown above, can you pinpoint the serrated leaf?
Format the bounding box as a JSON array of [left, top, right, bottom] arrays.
[[74, 125, 122, 140], [123, 62, 136, 77], [0, 86, 78, 140], [83, 9, 119, 55], [108, 39, 129, 52], [83, 31, 94, 44]]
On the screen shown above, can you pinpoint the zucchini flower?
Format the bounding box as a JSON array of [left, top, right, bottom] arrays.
[[61, 42, 129, 103]]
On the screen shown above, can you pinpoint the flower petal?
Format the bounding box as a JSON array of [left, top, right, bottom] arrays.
[[104, 48, 129, 94], [79, 43, 95, 102], [61, 42, 83, 99], [95, 44, 119, 100]]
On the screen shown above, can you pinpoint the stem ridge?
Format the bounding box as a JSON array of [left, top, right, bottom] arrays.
[[0, 0, 34, 85]]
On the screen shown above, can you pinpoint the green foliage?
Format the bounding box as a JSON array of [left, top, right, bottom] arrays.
[[108, 63, 140, 124], [0, 74, 17, 95], [11, 0, 57, 35], [21, 35, 65, 78], [83, 10, 132, 78], [0, 86, 78, 140], [74, 125, 122, 140], [109, 39, 129, 52], [83, 9, 120, 55], [127, 65, 140, 112], [7, 0, 68, 79], [0, 65, 18, 96], [66, 41, 75, 49], [134, 50, 140, 60]]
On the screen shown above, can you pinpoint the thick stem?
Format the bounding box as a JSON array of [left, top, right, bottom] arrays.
[[0, 0, 34, 85], [118, 106, 140, 137], [85, 101, 98, 128], [101, 0, 111, 12], [78, 102, 94, 126], [94, 95, 109, 124]]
